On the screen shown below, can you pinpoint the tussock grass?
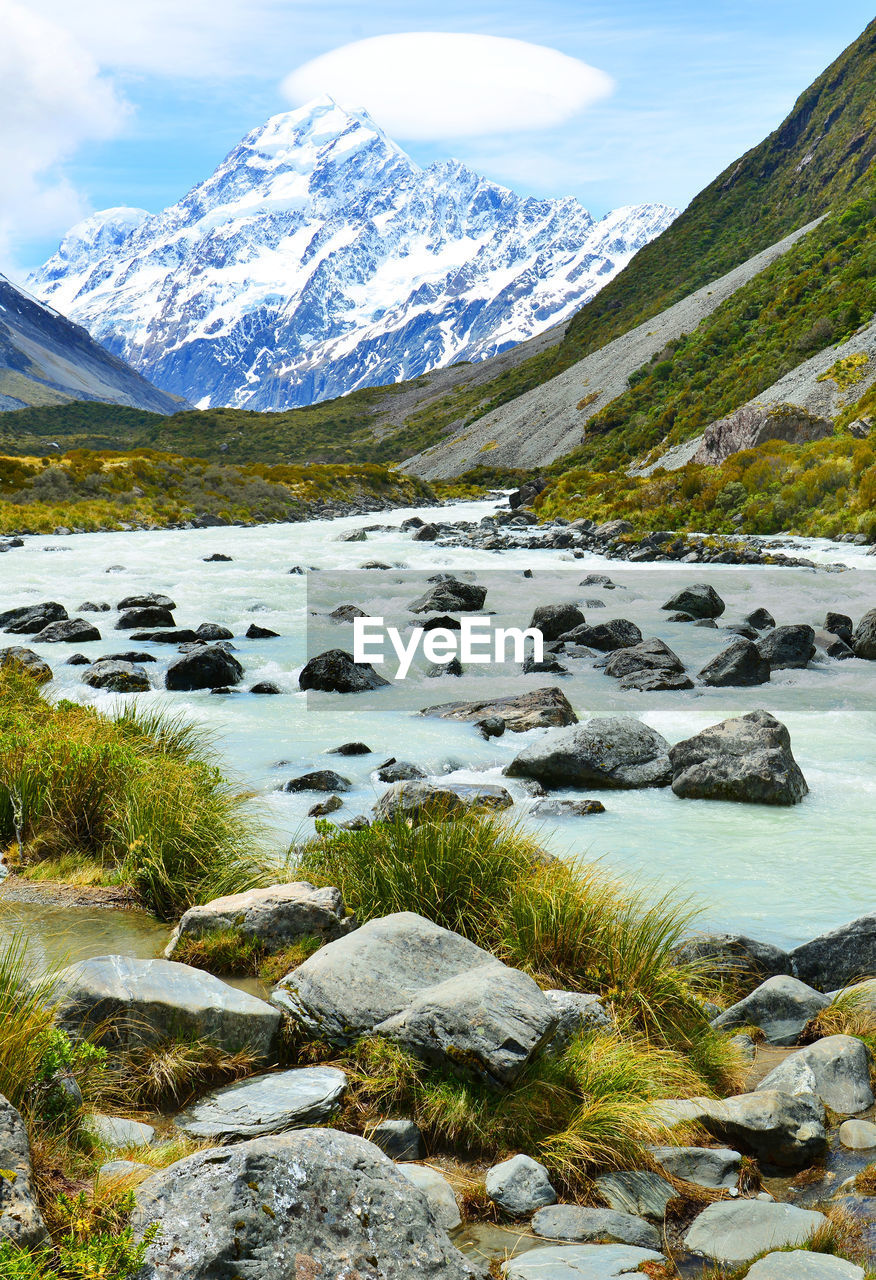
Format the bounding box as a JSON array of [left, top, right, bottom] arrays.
[[98, 1038, 261, 1110], [0, 933, 59, 1111], [0, 669, 279, 918], [170, 925, 322, 981], [801, 984, 876, 1062]]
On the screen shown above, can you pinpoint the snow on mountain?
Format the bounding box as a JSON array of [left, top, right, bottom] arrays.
[[29, 97, 677, 411]]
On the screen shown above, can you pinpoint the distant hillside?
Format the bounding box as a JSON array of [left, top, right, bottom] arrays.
[[0, 275, 184, 415]]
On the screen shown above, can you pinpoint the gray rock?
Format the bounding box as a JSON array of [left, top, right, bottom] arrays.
[[648, 1145, 740, 1189], [603, 638, 685, 679], [505, 717, 671, 790], [133, 1128, 475, 1278], [595, 1171, 675, 1220], [376, 760, 427, 782], [282, 769, 351, 792], [812, 628, 855, 660], [420, 686, 577, 732], [618, 669, 694, 691], [165, 644, 243, 691], [746, 1253, 865, 1280], [669, 709, 808, 805], [744, 608, 776, 631], [0, 646, 53, 683], [0, 1093, 49, 1247], [712, 975, 829, 1044], [33, 617, 101, 643], [698, 638, 771, 686], [674, 932, 790, 984], [166, 882, 353, 959], [408, 576, 486, 613], [271, 912, 556, 1085], [175, 1067, 346, 1140], [755, 1035, 874, 1114], [530, 603, 586, 641], [82, 658, 151, 692], [397, 1163, 462, 1231], [661, 583, 725, 619], [543, 990, 612, 1053], [369, 1118, 423, 1161], [298, 648, 390, 693], [374, 780, 512, 822], [561, 620, 642, 652], [195, 622, 234, 641], [118, 593, 176, 610], [531, 799, 606, 818], [117, 606, 176, 630], [54, 955, 281, 1061], [824, 611, 854, 641], [485, 1154, 557, 1215], [791, 915, 876, 991], [683, 1199, 827, 1264], [87, 1114, 156, 1148], [309, 794, 342, 817], [0, 601, 66, 634], [502, 1244, 663, 1279], [757, 624, 816, 670], [852, 608, 876, 659], [656, 1090, 827, 1169], [839, 1118, 876, 1149], [531, 1205, 659, 1249]]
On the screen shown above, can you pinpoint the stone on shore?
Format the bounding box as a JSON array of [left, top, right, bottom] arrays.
[[790, 914, 876, 991], [502, 1244, 664, 1279], [531, 1205, 659, 1250], [674, 932, 790, 985], [648, 1145, 740, 1189], [656, 1090, 827, 1169], [271, 912, 556, 1086], [369, 1118, 423, 1161], [397, 1164, 462, 1231], [298, 648, 390, 693], [543, 990, 612, 1053], [165, 882, 354, 959], [175, 1067, 347, 1140], [669, 710, 808, 805], [132, 1128, 475, 1279], [595, 1171, 675, 1221], [54, 955, 281, 1061], [755, 1035, 874, 1114], [420, 686, 577, 732], [505, 717, 671, 790], [0, 1094, 49, 1248], [661, 584, 725, 619], [87, 1114, 156, 1148], [485, 1154, 557, 1215], [0, 646, 53, 683], [711, 975, 829, 1044], [683, 1199, 826, 1265], [746, 1254, 865, 1280]]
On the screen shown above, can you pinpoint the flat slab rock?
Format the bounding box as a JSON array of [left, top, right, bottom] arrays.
[[271, 912, 556, 1085], [531, 1205, 660, 1250], [54, 955, 280, 1061], [502, 1244, 664, 1279], [165, 881, 354, 958], [683, 1199, 827, 1264], [595, 1170, 675, 1220], [419, 686, 578, 731], [175, 1067, 347, 1140], [88, 1114, 156, 1148], [648, 1145, 740, 1189], [133, 1127, 475, 1280], [746, 1251, 865, 1279]]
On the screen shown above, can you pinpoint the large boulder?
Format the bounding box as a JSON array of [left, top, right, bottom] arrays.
[[299, 648, 390, 693], [0, 1094, 49, 1247], [408, 575, 487, 614], [561, 619, 642, 651], [711, 975, 829, 1044], [166, 882, 353, 959], [0, 646, 52, 683], [755, 1035, 874, 1114], [669, 710, 808, 805], [683, 1199, 826, 1265], [757, 624, 816, 670], [656, 1090, 828, 1169], [505, 717, 671, 790], [165, 644, 244, 691], [175, 1067, 347, 1140], [502, 1244, 663, 1279], [271, 912, 556, 1086], [674, 932, 791, 985], [852, 608, 876, 659], [82, 658, 150, 692], [530, 603, 585, 641], [132, 1128, 475, 1279], [791, 914, 876, 990], [54, 955, 280, 1061], [530, 1205, 659, 1249], [485, 1154, 557, 1216], [0, 601, 67, 634], [661, 584, 725, 619], [374, 780, 512, 822], [420, 686, 577, 732], [33, 617, 101, 643], [116, 606, 176, 630], [698, 638, 770, 686]]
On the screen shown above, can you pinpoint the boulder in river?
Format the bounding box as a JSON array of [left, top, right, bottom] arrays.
[[118, 593, 176, 610], [132, 1128, 476, 1279], [744, 607, 776, 631], [420, 686, 577, 732], [757, 623, 816, 670], [54, 955, 281, 1061], [603, 637, 685, 679], [195, 622, 233, 641], [790, 914, 876, 991], [408, 575, 486, 613], [376, 760, 427, 782], [33, 617, 101, 643], [710, 975, 829, 1044], [661, 583, 725, 619], [282, 769, 351, 793], [561, 618, 643, 651], [669, 710, 808, 805], [656, 1089, 828, 1169], [698, 638, 770, 686], [529, 602, 585, 641], [165, 644, 244, 691], [673, 932, 791, 986], [824, 611, 854, 644], [165, 882, 354, 958], [852, 608, 876, 659], [0, 1094, 49, 1247], [0, 601, 67, 634], [271, 912, 556, 1086], [82, 658, 151, 692], [374, 780, 513, 822], [245, 623, 279, 639], [505, 717, 671, 790], [298, 648, 390, 693], [755, 1035, 874, 1115], [0, 646, 52, 683], [116, 606, 176, 630]]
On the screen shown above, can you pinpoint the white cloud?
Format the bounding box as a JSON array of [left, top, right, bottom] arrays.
[[0, 0, 126, 273], [281, 32, 614, 139]]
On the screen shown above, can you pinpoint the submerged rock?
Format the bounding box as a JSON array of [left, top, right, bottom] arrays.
[[420, 686, 577, 732], [669, 710, 808, 805]]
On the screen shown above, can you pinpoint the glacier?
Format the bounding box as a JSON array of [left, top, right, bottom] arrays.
[[30, 97, 677, 412]]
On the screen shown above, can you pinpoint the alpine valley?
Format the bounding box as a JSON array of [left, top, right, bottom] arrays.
[[29, 97, 676, 412]]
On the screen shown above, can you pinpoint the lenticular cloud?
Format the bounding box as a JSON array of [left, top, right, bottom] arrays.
[[281, 32, 614, 140]]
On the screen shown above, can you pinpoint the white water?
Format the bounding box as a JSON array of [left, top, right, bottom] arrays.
[[2, 498, 873, 951]]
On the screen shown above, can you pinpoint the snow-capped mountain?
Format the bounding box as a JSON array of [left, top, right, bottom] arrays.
[[30, 98, 677, 411]]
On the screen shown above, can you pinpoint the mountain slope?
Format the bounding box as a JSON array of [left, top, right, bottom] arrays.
[[30, 97, 675, 412], [0, 275, 184, 415]]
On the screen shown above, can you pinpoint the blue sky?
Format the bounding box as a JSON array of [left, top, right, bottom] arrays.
[[3, 1, 873, 276]]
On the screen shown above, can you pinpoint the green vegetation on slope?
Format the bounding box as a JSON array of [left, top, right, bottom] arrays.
[[0, 447, 434, 533]]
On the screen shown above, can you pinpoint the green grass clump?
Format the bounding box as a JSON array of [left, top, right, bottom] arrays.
[[0, 668, 277, 918], [170, 925, 322, 981], [0, 1189, 158, 1280], [297, 812, 743, 1091]]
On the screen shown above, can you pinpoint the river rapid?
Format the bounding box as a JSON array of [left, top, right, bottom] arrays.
[[1, 496, 874, 952]]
